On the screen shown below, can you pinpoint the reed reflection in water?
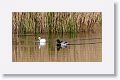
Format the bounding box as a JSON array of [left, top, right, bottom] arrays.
[[12, 33, 102, 62]]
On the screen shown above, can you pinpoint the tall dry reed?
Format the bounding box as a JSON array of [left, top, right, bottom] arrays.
[[12, 12, 102, 34]]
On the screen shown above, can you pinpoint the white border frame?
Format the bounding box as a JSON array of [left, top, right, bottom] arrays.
[[0, 0, 114, 74]]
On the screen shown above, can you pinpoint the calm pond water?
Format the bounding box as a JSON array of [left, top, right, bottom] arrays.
[[12, 33, 102, 62]]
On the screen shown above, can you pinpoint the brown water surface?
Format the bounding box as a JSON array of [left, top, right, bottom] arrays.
[[12, 33, 102, 62]]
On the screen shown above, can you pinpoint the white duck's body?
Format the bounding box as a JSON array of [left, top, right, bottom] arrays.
[[38, 37, 46, 43]]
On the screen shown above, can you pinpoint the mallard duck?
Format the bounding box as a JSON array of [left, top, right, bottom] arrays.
[[56, 39, 68, 47]]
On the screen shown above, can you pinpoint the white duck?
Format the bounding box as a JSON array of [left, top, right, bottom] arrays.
[[38, 37, 46, 43], [38, 37, 46, 49]]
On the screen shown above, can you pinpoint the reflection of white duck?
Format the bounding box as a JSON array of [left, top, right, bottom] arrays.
[[38, 37, 46, 49]]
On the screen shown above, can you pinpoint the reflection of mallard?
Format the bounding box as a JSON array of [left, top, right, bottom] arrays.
[[56, 39, 68, 51]]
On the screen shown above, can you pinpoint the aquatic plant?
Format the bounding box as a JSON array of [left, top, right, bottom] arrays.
[[12, 12, 102, 34]]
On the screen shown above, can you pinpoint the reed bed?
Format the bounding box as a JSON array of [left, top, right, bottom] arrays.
[[12, 12, 102, 34]]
